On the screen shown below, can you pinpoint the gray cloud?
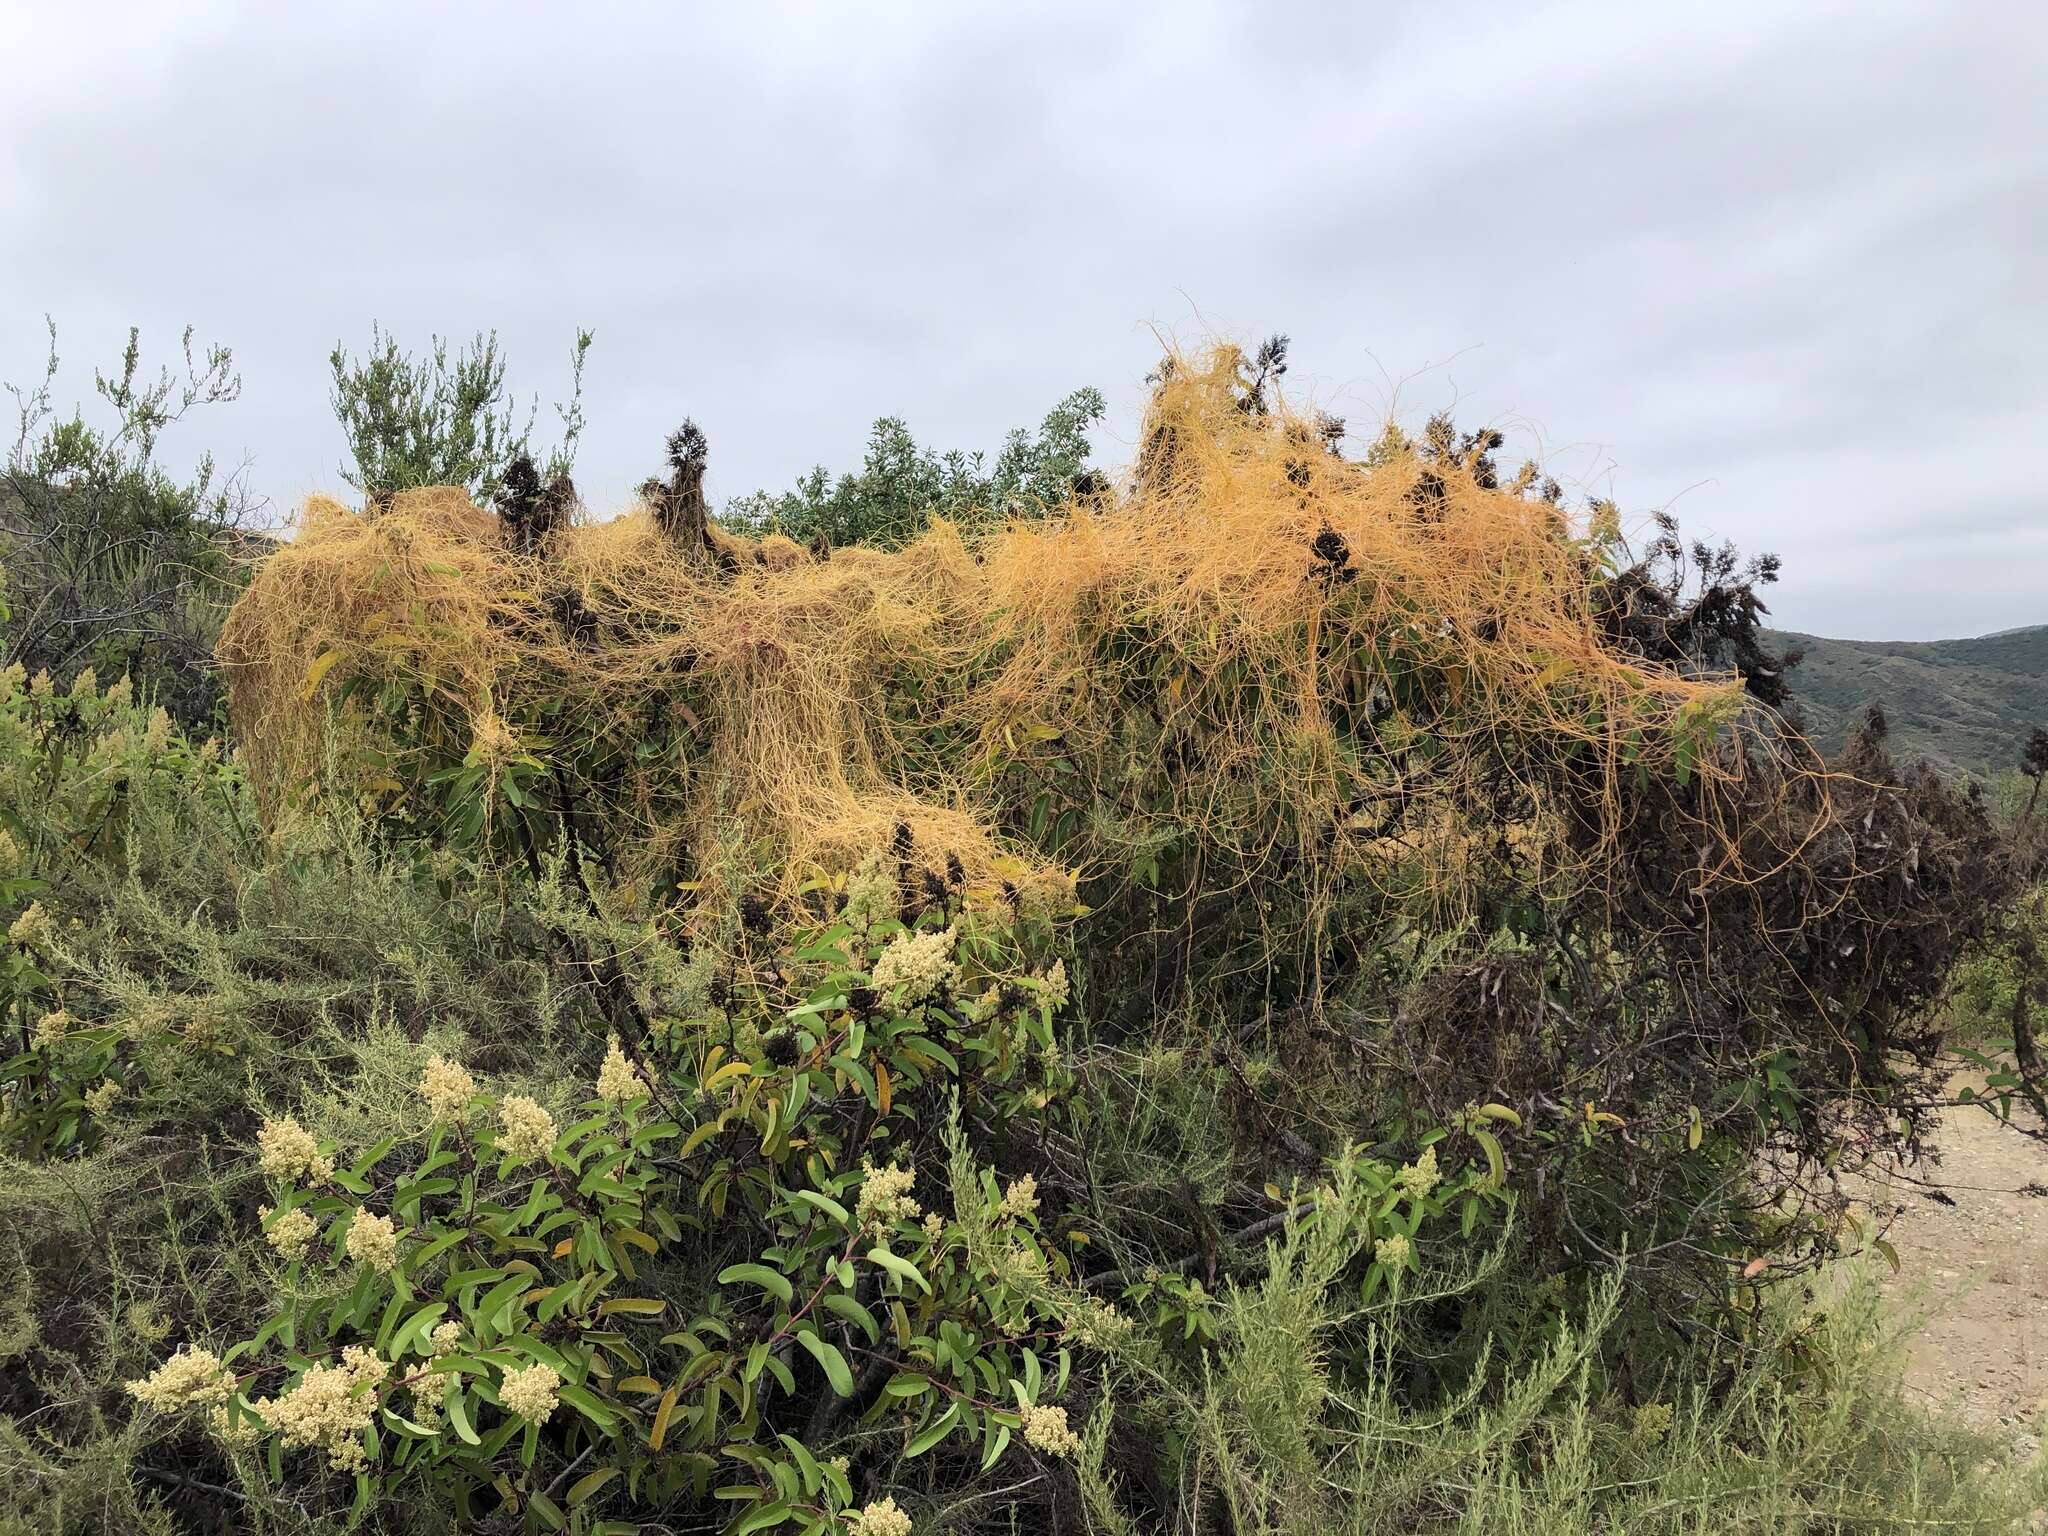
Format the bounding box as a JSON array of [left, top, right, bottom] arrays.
[[3, 0, 2041, 638]]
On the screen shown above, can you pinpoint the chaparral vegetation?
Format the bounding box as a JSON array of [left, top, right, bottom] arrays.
[[4, 324, 2047, 1534]]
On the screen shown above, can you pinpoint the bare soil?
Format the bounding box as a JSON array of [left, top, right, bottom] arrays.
[[1858, 1077, 2048, 1435]]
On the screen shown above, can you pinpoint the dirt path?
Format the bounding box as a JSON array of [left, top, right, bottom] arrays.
[[1858, 1078, 2048, 1434]]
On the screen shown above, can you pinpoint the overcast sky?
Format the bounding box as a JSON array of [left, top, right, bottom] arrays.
[[3, 2, 2042, 639]]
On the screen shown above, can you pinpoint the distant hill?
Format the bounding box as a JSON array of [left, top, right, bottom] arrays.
[[1764, 624, 2048, 779]]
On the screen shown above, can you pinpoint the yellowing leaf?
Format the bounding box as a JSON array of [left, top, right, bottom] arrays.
[[299, 649, 344, 702], [648, 1384, 679, 1449]]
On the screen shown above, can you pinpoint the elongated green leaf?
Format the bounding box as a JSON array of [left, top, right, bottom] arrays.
[[717, 1263, 794, 1304], [794, 1330, 853, 1396], [906, 1400, 960, 1457], [866, 1246, 930, 1295]]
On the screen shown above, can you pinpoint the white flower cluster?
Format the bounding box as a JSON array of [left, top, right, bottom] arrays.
[[497, 1095, 557, 1162], [127, 1346, 235, 1412], [840, 853, 897, 932], [1393, 1146, 1439, 1200], [1021, 1401, 1084, 1458], [251, 1347, 387, 1472], [417, 1055, 476, 1123], [1036, 958, 1070, 1010], [1374, 1233, 1412, 1271], [596, 1034, 646, 1105], [999, 1174, 1039, 1220], [855, 1160, 921, 1225], [256, 1117, 334, 1185], [869, 926, 958, 1004], [848, 1496, 912, 1536], [346, 1210, 400, 1274], [499, 1363, 560, 1425], [259, 1204, 318, 1262]]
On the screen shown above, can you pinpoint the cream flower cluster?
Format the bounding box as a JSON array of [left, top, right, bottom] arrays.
[[999, 1174, 1039, 1220], [856, 1160, 921, 1225], [259, 1204, 319, 1262], [1021, 1401, 1084, 1458], [31, 1009, 70, 1049], [251, 1347, 387, 1472], [85, 1080, 122, 1115], [1374, 1233, 1412, 1271], [429, 1320, 464, 1356], [848, 1496, 912, 1536], [346, 1210, 400, 1273], [1036, 958, 1070, 1010], [596, 1035, 646, 1105], [497, 1095, 557, 1162], [257, 1117, 334, 1184], [869, 926, 958, 1003], [127, 1346, 236, 1412], [8, 901, 53, 950], [840, 853, 897, 932], [499, 1363, 561, 1425], [417, 1055, 476, 1123], [1393, 1146, 1440, 1200]]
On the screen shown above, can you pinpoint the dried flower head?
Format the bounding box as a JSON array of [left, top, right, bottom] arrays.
[[869, 926, 958, 1004], [596, 1034, 645, 1106], [69, 667, 98, 702], [848, 1496, 913, 1536], [127, 1346, 235, 1412], [417, 1054, 476, 1123], [345, 1210, 399, 1273], [260, 1204, 318, 1263], [29, 668, 54, 699], [105, 673, 134, 708], [143, 706, 173, 754], [1021, 1401, 1084, 1458], [256, 1116, 334, 1185], [856, 1160, 921, 1225], [497, 1094, 557, 1162], [500, 1363, 560, 1425]]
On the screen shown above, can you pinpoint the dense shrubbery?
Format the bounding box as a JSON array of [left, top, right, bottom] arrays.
[[1, 323, 256, 727], [4, 337, 2046, 1533]]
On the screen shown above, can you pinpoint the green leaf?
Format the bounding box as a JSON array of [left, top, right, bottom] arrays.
[[821, 1292, 880, 1345], [446, 1385, 481, 1446], [794, 1331, 853, 1396], [866, 1246, 930, 1295], [557, 1381, 616, 1429], [718, 1263, 794, 1304], [736, 1503, 793, 1535], [906, 1400, 960, 1457], [793, 1189, 851, 1226], [566, 1466, 621, 1506]]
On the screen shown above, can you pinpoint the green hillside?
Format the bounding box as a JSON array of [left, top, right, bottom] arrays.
[[1766, 624, 2048, 778]]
